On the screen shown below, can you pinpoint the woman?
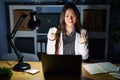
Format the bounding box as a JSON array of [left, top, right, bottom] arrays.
[[47, 2, 89, 60]]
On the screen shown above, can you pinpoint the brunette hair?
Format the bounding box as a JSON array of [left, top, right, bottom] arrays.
[[55, 2, 82, 54]]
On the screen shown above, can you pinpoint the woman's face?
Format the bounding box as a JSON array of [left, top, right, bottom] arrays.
[[64, 8, 77, 28]]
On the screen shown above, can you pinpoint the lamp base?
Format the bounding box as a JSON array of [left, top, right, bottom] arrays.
[[13, 62, 31, 71]]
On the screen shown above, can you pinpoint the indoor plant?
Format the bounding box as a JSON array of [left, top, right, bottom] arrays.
[[0, 67, 13, 80]]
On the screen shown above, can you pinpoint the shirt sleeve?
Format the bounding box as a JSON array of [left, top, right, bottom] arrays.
[[76, 29, 89, 60], [47, 27, 57, 54]]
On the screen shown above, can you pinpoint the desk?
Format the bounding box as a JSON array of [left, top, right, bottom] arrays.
[[0, 61, 44, 80], [0, 61, 119, 80]]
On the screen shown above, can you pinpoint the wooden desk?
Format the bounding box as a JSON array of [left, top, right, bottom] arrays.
[[0, 61, 118, 80], [0, 61, 44, 80]]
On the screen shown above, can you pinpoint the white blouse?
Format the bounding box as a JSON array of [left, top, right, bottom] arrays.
[[47, 27, 89, 60]]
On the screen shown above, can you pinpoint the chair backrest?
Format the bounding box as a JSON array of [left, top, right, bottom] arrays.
[[0, 53, 39, 61]]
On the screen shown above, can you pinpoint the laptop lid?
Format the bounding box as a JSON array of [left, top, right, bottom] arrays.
[[41, 54, 82, 76]]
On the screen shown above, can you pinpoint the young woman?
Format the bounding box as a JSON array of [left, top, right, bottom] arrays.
[[47, 2, 89, 60]]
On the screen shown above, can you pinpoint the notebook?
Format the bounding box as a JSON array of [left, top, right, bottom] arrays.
[[82, 62, 118, 75], [41, 54, 82, 77]]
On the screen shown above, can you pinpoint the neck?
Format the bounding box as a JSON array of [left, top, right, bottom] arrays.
[[65, 26, 74, 36]]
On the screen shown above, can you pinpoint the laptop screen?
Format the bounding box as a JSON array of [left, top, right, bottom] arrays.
[[41, 54, 82, 76]]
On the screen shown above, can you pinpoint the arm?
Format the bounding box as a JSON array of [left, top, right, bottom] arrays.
[[47, 27, 57, 54], [80, 29, 89, 60], [79, 41, 89, 60], [76, 29, 89, 60]]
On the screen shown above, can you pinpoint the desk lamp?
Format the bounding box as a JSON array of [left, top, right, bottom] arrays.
[[8, 11, 40, 71], [28, 11, 40, 30]]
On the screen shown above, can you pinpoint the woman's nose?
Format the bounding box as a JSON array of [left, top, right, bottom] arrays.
[[69, 16, 73, 20]]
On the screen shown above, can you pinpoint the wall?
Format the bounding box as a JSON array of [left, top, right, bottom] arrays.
[[0, 0, 8, 55]]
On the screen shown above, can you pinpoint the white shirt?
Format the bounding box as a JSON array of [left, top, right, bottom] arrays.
[[47, 27, 89, 60]]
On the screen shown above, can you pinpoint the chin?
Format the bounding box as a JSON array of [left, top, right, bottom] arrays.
[[69, 24, 75, 27]]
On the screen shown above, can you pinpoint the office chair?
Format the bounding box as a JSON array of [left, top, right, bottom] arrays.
[[0, 53, 39, 61]]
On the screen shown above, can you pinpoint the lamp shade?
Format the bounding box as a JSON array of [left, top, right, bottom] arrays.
[[28, 11, 41, 30]]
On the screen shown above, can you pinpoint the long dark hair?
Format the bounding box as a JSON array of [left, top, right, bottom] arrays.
[[55, 2, 82, 54]]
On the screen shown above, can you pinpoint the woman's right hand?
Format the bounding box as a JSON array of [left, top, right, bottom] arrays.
[[47, 27, 57, 41]]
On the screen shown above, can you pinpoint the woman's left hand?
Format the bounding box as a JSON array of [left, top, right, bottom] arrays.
[[80, 32, 87, 44]]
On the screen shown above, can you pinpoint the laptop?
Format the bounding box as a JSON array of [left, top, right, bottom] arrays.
[[41, 54, 82, 77]]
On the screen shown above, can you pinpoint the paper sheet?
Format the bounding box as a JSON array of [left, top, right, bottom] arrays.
[[25, 69, 40, 74]]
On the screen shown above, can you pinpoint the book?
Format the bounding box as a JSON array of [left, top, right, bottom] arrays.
[[109, 72, 120, 79], [82, 62, 118, 75], [82, 62, 120, 79]]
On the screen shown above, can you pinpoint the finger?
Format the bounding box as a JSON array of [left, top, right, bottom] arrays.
[[51, 27, 57, 33], [81, 32, 86, 42], [51, 33, 54, 35], [47, 28, 57, 41]]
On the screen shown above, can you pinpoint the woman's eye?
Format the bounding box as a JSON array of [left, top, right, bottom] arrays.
[[65, 14, 76, 18], [72, 15, 76, 17], [65, 15, 69, 17]]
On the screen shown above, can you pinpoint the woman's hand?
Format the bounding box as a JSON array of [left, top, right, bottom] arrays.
[[80, 32, 87, 44], [47, 27, 57, 41]]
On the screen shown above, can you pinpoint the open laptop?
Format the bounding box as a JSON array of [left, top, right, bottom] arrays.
[[41, 54, 82, 79]]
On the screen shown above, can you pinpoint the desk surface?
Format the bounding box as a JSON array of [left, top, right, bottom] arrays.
[[0, 61, 119, 80], [0, 61, 44, 80]]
